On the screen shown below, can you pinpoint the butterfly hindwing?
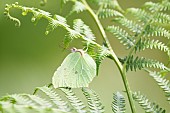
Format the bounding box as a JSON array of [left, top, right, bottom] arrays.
[[52, 52, 96, 88]]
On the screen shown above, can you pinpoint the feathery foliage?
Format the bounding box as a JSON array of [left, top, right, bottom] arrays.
[[125, 55, 169, 71], [95, 45, 110, 75], [3, 0, 170, 112], [82, 88, 105, 113], [135, 38, 170, 56], [98, 9, 123, 19], [35, 86, 71, 112], [0, 92, 69, 113], [107, 25, 135, 49], [112, 92, 126, 113], [60, 88, 87, 113], [147, 71, 170, 103], [133, 92, 166, 113], [4, 2, 99, 48], [0, 86, 106, 113]]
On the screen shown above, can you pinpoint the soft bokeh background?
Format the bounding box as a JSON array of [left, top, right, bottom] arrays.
[[0, 0, 170, 112]]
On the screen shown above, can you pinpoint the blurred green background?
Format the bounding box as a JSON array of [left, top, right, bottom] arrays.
[[0, 0, 170, 112]]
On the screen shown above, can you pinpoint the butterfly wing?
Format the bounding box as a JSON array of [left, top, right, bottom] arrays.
[[52, 52, 96, 88]]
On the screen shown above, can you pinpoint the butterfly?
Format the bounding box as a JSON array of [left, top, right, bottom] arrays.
[[52, 47, 96, 88]]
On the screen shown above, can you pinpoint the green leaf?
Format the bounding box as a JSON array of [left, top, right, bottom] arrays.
[[52, 49, 96, 88]]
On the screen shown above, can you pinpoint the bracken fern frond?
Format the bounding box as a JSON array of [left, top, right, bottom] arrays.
[[112, 92, 126, 113], [135, 38, 170, 56], [36, 86, 71, 112], [98, 9, 123, 19], [126, 55, 169, 71], [148, 71, 170, 103], [107, 25, 135, 49], [95, 46, 110, 75], [144, 0, 170, 12], [133, 92, 166, 113], [143, 25, 170, 39], [60, 88, 87, 113], [4, 3, 99, 48], [82, 88, 104, 113], [113, 17, 142, 34]]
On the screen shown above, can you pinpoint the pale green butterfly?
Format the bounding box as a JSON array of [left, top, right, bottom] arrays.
[[52, 47, 96, 88]]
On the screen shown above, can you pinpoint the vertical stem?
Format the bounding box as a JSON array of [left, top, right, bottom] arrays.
[[81, 0, 136, 112]]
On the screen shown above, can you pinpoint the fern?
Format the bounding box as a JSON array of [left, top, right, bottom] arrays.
[[71, 1, 86, 13], [133, 92, 166, 113], [127, 7, 170, 24], [0, 93, 67, 113], [143, 25, 170, 39], [4, 3, 99, 48], [82, 88, 104, 113], [113, 17, 142, 34], [98, 9, 123, 19], [144, 0, 170, 12], [126, 55, 169, 71], [107, 25, 135, 49], [112, 92, 126, 113], [0, 86, 107, 113], [4, 3, 21, 27], [60, 88, 87, 113], [3, 0, 170, 113], [127, 8, 151, 23], [153, 12, 170, 24], [35, 86, 71, 112], [95, 45, 110, 75], [147, 71, 170, 103], [22, 94, 52, 107], [135, 38, 170, 56], [73, 19, 96, 41]]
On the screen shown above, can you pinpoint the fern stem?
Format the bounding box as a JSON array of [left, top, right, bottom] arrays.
[[81, 0, 136, 113]]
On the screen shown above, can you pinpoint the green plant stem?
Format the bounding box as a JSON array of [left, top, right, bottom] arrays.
[[81, 0, 136, 112]]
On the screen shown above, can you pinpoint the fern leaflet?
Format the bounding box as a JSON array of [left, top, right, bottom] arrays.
[[107, 25, 135, 49], [133, 92, 166, 113], [98, 9, 123, 19], [60, 88, 87, 113], [82, 88, 104, 113], [148, 71, 170, 103], [95, 46, 110, 75], [126, 55, 169, 71], [36, 86, 71, 112], [72, 1, 86, 13], [73, 19, 96, 41], [135, 38, 170, 56], [113, 17, 142, 34], [144, 0, 170, 12], [112, 92, 126, 113]]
